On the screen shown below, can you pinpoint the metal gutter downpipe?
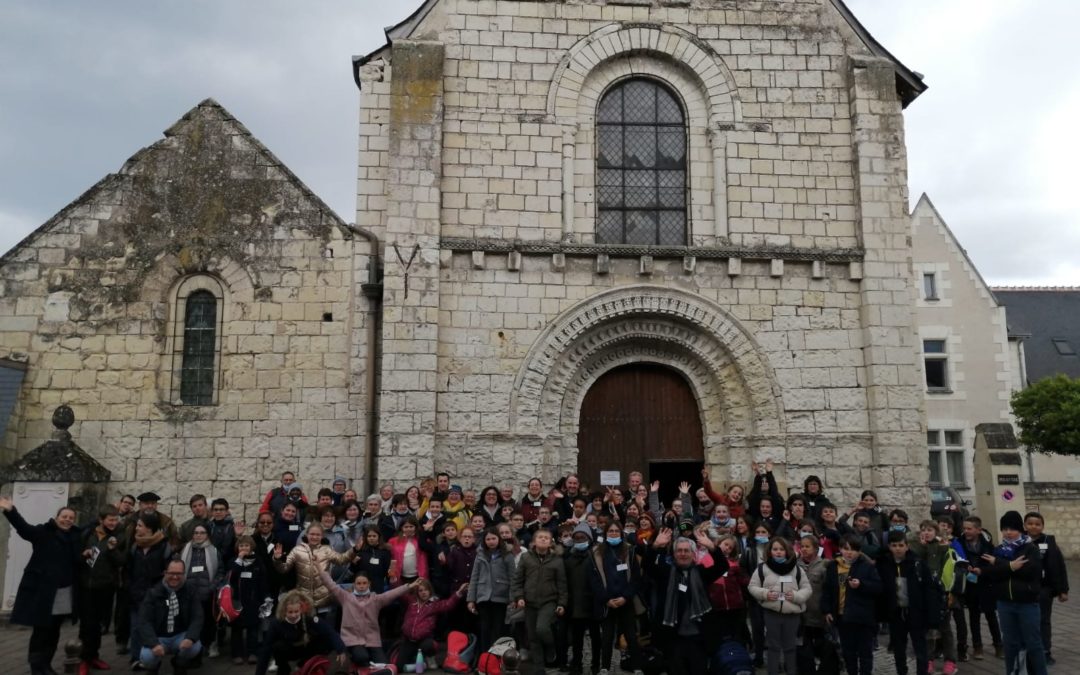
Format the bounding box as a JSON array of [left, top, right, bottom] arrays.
[[347, 224, 383, 496]]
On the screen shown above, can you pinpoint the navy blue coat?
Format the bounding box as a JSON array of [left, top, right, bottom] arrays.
[[821, 554, 882, 625], [3, 507, 83, 626]]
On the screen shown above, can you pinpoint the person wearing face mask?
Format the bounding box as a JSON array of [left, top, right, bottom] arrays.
[[0, 497, 83, 675], [979, 510, 1046, 675], [706, 503, 737, 542], [273, 522, 361, 626], [318, 566, 418, 669], [379, 494, 413, 542], [561, 523, 600, 675], [256, 590, 347, 675], [468, 527, 517, 653], [748, 537, 812, 675], [740, 521, 774, 667], [587, 522, 643, 675]]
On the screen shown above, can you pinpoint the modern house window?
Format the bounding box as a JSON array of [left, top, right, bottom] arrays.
[[928, 429, 966, 486], [923, 339, 949, 391], [923, 272, 939, 300], [596, 78, 688, 246], [179, 290, 218, 405]]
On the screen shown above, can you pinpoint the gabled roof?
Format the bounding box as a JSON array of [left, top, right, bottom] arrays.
[[911, 193, 1000, 307], [992, 288, 1080, 384], [353, 0, 927, 106], [1, 98, 346, 265]]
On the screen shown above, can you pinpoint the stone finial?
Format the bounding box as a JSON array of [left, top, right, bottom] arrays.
[[52, 405, 75, 442], [63, 638, 83, 673]]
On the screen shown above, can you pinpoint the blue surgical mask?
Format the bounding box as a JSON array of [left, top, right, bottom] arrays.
[[755, 536, 769, 544], [890, 525, 906, 532], [572, 541, 589, 552], [353, 589, 371, 597], [772, 556, 787, 564], [606, 537, 622, 546]]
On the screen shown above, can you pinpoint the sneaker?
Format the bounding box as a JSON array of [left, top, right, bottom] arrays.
[[943, 661, 957, 675], [267, 662, 278, 673], [207, 644, 219, 659], [958, 651, 969, 663], [131, 662, 144, 671], [972, 647, 983, 660]]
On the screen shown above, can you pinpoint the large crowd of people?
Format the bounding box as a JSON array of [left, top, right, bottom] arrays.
[[0, 462, 1070, 675]]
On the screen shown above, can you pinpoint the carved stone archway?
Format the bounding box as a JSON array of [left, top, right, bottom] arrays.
[[511, 286, 785, 473]]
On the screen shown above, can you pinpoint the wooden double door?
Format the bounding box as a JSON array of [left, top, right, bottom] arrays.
[[577, 364, 705, 500]]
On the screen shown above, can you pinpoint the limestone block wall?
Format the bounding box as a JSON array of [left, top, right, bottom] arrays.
[[0, 101, 367, 524], [357, 0, 930, 512], [1025, 482, 1080, 558]]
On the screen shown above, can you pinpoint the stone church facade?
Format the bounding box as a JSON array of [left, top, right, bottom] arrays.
[[0, 0, 932, 520]]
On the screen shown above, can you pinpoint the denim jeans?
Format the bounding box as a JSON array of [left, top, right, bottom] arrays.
[[995, 601, 1046, 675], [138, 633, 203, 669]]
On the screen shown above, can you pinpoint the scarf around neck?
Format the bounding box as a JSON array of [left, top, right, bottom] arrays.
[[180, 540, 217, 581], [134, 529, 165, 550], [995, 534, 1031, 560], [661, 562, 711, 627]]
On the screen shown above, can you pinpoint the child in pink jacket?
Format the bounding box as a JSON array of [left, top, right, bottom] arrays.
[[319, 568, 419, 668], [398, 580, 469, 670]]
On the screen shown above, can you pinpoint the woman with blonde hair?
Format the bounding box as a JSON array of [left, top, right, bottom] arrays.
[[273, 521, 359, 625], [255, 590, 346, 675]]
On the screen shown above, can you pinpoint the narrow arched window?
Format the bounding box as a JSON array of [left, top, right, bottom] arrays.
[[596, 78, 688, 245], [180, 290, 217, 405]]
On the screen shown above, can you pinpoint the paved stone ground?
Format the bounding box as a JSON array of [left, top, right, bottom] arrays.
[[3, 562, 1077, 674]]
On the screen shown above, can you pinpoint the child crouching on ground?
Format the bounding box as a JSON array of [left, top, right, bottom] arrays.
[[398, 580, 469, 670], [319, 568, 419, 668]]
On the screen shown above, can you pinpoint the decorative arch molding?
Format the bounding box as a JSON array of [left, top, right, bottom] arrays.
[[548, 22, 742, 125], [138, 252, 256, 306], [512, 286, 785, 440]]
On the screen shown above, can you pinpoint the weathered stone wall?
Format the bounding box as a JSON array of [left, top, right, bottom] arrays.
[[0, 101, 368, 524], [1025, 482, 1080, 558], [356, 0, 929, 512]]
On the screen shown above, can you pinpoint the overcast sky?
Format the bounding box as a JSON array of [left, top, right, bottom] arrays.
[[1, 1, 1077, 286]]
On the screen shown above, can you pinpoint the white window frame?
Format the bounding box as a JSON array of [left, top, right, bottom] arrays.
[[923, 338, 950, 393], [928, 428, 967, 488]]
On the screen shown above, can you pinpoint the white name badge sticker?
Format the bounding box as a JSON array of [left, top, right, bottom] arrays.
[[289, 524, 300, 531], [241, 571, 253, 579], [616, 563, 629, 572], [191, 565, 205, 573], [533, 501, 542, 507], [371, 558, 381, 565], [779, 575, 794, 583], [678, 584, 688, 592], [1039, 543, 1049, 551]]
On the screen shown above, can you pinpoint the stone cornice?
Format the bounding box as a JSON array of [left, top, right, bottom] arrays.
[[440, 237, 865, 263]]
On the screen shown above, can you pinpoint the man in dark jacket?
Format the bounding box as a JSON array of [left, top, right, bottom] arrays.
[[137, 559, 204, 675], [980, 511, 1045, 675], [644, 527, 727, 675], [1024, 512, 1069, 666], [878, 531, 940, 675], [79, 504, 126, 672]]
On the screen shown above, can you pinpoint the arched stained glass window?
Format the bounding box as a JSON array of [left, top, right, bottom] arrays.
[[180, 290, 217, 405], [596, 78, 688, 245]]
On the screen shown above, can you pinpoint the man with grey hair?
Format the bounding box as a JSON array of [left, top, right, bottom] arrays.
[[646, 527, 727, 675]]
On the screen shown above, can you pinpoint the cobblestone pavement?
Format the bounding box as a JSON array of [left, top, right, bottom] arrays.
[[3, 562, 1077, 675]]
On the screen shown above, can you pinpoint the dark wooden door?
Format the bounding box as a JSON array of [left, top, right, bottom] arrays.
[[577, 363, 704, 491]]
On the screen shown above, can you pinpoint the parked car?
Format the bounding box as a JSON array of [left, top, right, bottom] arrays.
[[930, 486, 972, 521]]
